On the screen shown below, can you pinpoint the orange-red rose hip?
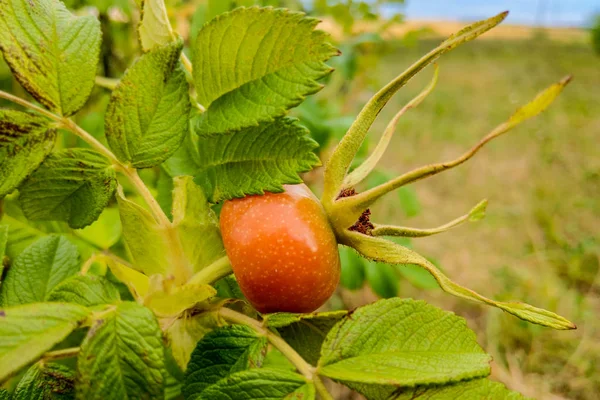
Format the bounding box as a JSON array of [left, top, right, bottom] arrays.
[[220, 184, 341, 313]]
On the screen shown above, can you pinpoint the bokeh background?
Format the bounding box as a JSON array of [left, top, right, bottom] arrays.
[[1, 1, 598, 399]]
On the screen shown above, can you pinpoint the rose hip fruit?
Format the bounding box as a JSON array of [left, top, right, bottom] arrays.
[[220, 184, 341, 313]]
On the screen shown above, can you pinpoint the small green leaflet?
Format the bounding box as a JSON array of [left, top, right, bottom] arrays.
[[0, 389, 8, 400], [13, 362, 75, 400], [77, 302, 166, 399], [393, 378, 530, 400], [194, 117, 320, 202], [0, 235, 80, 306], [105, 40, 190, 168], [138, 0, 177, 52], [166, 310, 225, 371], [0, 0, 101, 116], [144, 283, 216, 317], [47, 274, 121, 307], [172, 176, 224, 273], [193, 7, 338, 134], [265, 310, 347, 365], [197, 369, 314, 400], [19, 149, 117, 229], [116, 189, 170, 276], [0, 110, 56, 198], [183, 325, 268, 400], [318, 299, 491, 394], [0, 302, 90, 381]]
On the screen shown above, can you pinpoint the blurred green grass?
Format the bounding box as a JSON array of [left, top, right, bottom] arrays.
[[338, 37, 599, 399]]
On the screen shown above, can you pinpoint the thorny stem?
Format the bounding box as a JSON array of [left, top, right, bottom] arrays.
[[42, 347, 80, 362], [218, 308, 332, 398], [188, 255, 233, 285]]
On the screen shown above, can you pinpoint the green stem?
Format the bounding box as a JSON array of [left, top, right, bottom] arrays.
[[188, 256, 233, 285], [42, 347, 80, 361], [0, 90, 60, 121], [218, 308, 317, 381], [95, 76, 119, 90], [313, 375, 334, 400]]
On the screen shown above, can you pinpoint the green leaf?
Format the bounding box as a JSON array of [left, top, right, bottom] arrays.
[[0, 302, 90, 381], [166, 310, 225, 371], [214, 275, 246, 300], [116, 190, 169, 276], [75, 207, 122, 249], [194, 117, 320, 202], [13, 362, 75, 400], [144, 283, 216, 317], [339, 245, 366, 290], [0, 0, 101, 116], [196, 369, 314, 400], [265, 311, 347, 365], [0, 389, 8, 400], [162, 130, 201, 177], [183, 325, 268, 399], [105, 40, 190, 168], [105, 257, 150, 300], [19, 149, 117, 229], [0, 214, 44, 259], [192, 7, 338, 134], [0, 110, 56, 198], [138, 0, 177, 52], [0, 235, 80, 306], [365, 261, 399, 298], [318, 299, 491, 391], [47, 274, 120, 307], [392, 378, 530, 400], [77, 302, 165, 399], [172, 176, 224, 273]]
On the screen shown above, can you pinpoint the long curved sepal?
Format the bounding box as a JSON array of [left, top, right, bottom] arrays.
[[342, 230, 576, 330]]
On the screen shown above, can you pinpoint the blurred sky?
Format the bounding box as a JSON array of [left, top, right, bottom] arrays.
[[387, 0, 600, 27]]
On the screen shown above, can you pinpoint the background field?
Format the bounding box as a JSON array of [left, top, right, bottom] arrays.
[[322, 29, 599, 400]]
